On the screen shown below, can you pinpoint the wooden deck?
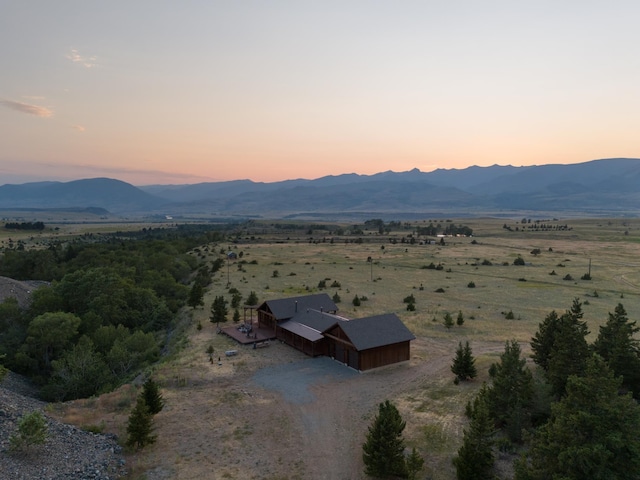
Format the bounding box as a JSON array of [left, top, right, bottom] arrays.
[[220, 323, 276, 345]]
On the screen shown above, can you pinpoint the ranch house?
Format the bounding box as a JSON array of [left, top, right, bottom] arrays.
[[255, 293, 415, 371]]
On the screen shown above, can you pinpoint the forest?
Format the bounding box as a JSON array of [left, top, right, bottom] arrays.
[[0, 225, 226, 401]]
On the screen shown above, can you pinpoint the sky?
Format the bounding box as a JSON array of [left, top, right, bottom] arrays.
[[1, 1, 639, 186]]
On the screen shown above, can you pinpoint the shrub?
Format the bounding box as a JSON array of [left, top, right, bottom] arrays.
[[467, 281, 476, 288], [513, 257, 525, 266], [403, 294, 416, 304], [9, 410, 48, 452]]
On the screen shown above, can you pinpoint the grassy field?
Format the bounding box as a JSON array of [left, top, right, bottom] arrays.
[[206, 217, 640, 344], [35, 216, 640, 479]]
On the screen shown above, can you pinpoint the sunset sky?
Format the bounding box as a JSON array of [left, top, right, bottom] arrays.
[[1, 1, 639, 186]]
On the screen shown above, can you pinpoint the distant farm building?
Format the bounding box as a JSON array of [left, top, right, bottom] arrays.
[[255, 293, 415, 371]]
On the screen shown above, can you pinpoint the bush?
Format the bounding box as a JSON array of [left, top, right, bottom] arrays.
[[513, 257, 525, 265], [9, 410, 48, 452], [467, 281, 476, 288]]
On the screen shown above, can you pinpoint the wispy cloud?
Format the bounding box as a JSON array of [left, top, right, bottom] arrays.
[[66, 48, 98, 68], [0, 99, 53, 117], [72, 124, 86, 132]]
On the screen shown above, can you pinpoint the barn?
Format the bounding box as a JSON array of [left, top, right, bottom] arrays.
[[255, 294, 415, 371], [323, 314, 415, 371]]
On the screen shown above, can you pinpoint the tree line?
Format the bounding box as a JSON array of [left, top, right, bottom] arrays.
[[0, 226, 226, 401], [364, 299, 640, 479], [455, 299, 640, 480], [4, 221, 45, 231]]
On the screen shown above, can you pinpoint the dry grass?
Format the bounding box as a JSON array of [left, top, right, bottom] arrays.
[[48, 217, 640, 479]]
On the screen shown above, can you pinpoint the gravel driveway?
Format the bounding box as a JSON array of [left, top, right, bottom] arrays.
[[251, 356, 358, 404]]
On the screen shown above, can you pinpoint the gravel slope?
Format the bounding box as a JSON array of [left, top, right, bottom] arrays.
[[0, 372, 127, 480]]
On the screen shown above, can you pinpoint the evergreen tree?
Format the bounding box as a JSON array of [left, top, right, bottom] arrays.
[[126, 396, 156, 450], [515, 355, 640, 480], [546, 311, 589, 398], [451, 341, 477, 381], [353, 295, 361, 307], [187, 282, 204, 309], [209, 295, 228, 328], [593, 303, 640, 399], [456, 310, 465, 326], [531, 299, 589, 398], [453, 398, 495, 480], [486, 340, 533, 443], [443, 312, 454, 329], [232, 308, 241, 324], [9, 410, 48, 452], [362, 400, 408, 478], [530, 310, 560, 371], [142, 377, 164, 415], [406, 447, 424, 480], [244, 291, 259, 306]]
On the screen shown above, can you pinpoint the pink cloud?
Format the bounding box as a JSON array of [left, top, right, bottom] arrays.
[[0, 99, 53, 117]]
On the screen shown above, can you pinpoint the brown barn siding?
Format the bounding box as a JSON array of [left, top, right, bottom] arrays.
[[359, 342, 411, 371]]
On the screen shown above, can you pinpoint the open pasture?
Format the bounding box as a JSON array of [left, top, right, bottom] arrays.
[[52, 216, 640, 479], [209, 217, 640, 344]]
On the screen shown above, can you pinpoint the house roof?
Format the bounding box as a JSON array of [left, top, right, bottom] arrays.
[[335, 313, 415, 351], [260, 293, 338, 321], [279, 309, 347, 342]]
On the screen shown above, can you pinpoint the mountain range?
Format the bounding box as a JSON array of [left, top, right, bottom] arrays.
[[1, 158, 639, 219]]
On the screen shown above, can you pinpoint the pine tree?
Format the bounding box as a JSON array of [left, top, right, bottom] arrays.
[[126, 396, 156, 450], [452, 341, 477, 381], [486, 340, 533, 443], [406, 447, 424, 480], [515, 355, 640, 480], [9, 410, 48, 452], [593, 303, 640, 399], [209, 295, 228, 328], [244, 291, 259, 306], [530, 310, 561, 371], [532, 299, 589, 398], [456, 310, 465, 326], [453, 398, 495, 480], [443, 312, 454, 329], [362, 400, 408, 478], [187, 283, 204, 309], [142, 377, 164, 415]]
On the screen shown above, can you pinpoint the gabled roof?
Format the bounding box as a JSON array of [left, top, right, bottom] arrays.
[[334, 313, 415, 351], [279, 308, 348, 342], [291, 308, 346, 332], [260, 293, 338, 321]]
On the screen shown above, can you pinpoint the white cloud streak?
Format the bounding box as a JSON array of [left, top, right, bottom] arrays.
[[0, 99, 53, 117], [66, 48, 98, 68], [72, 124, 86, 132]]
